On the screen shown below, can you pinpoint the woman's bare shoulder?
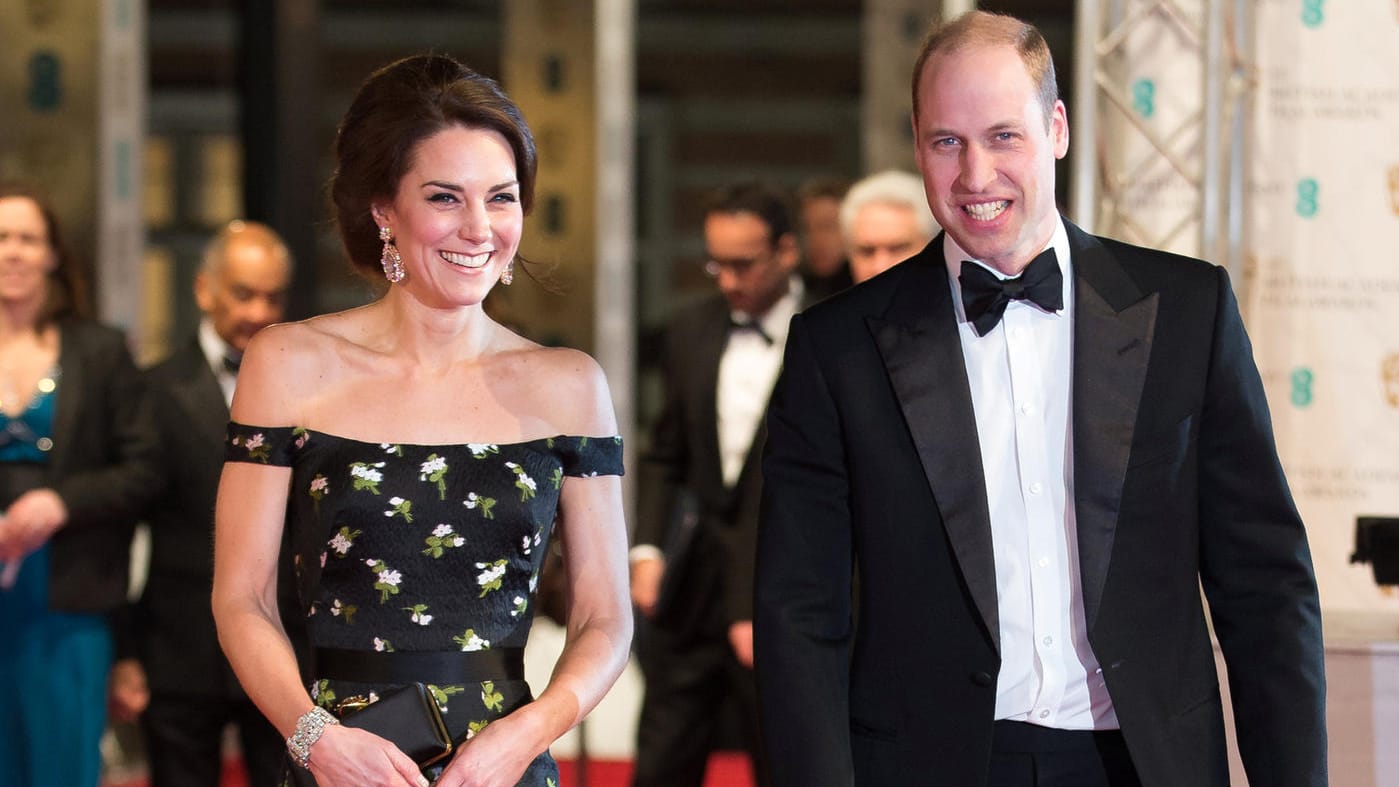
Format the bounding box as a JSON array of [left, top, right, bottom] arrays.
[[503, 345, 616, 436], [231, 312, 371, 425]]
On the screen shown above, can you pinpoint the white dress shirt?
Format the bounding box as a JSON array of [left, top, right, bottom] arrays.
[[943, 217, 1117, 731], [198, 318, 238, 409], [716, 277, 802, 487]]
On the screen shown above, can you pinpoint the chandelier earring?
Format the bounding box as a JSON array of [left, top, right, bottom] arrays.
[[500, 257, 515, 286], [378, 225, 404, 283]]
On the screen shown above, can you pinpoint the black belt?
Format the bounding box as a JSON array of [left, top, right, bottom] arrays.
[[314, 647, 525, 686], [992, 720, 1124, 753]]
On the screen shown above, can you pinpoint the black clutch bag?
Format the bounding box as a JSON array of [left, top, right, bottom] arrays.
[[341, 682, 454, 767], [289, 683, 453, 786]]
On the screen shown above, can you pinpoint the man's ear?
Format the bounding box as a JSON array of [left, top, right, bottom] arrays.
[[775, 232, 801, 272], [193, 271, 214, 314]]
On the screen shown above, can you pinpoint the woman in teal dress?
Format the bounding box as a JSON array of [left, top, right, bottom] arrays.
[[0, 184, 162, 787], [212, 55, 632, 787]]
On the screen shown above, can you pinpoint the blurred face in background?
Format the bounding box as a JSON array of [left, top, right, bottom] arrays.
[[847, 201, 932, 284], [0, 197, 56, 312], [196, 225, 292, 353], [704, 211, 799, 318], [799, 195, 845, 278]]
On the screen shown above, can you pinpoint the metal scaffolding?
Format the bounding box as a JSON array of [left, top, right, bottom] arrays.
[[1070, 0, 1254, 277]]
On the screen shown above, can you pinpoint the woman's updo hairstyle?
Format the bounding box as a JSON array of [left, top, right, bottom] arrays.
[[330, 54, 538, 279]]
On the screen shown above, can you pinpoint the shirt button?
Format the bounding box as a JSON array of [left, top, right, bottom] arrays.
[[1019, 402, 1035, 415], [1037, 557, 1049, 568], [1042, 636, 1054, 647], [1038, 709, 1050, 720], [1029, 482, 1043, 495]]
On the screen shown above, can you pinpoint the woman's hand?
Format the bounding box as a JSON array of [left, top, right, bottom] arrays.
[[433, 714, 543, 787], [0, 488, 67, 561], [306, 724, 431, 787]]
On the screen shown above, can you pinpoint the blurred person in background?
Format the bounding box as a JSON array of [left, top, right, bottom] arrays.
[[0, 182, 161, 787], [630, 181, 807, 787], [840, 169, 938, 284], [109, 220, 298, 787], [795, 176, 852, 300]]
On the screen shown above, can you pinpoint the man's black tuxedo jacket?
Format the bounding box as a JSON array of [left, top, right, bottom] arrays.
[[137, 338, 302, 697], [41, 319, 162, 613], [755, 223, 1326, 787], [636, 293, 786, 638]]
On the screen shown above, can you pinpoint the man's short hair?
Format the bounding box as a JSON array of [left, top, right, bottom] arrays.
[[911, 10, 1059, 128], [839, 170, 938, 242], [199, 220, 293, 277], [702, 182, 795, 246]]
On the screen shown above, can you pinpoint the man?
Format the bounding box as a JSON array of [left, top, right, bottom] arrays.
[[631, 182, 804, 787], [796, 176, 853, 300], [755, 11, 1325, 787], [114, 221, 296, 786], [839, 169, 938, 284]]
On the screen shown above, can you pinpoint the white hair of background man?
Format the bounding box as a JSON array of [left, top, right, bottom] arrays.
[[837, 169, 938, 242]]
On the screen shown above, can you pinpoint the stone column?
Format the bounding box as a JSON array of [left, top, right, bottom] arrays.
[[502, 0, 598, 353], [0, 0, 146, 331]]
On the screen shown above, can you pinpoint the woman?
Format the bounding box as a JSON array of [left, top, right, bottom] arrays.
[[0, 184, 162, 786], [212, 55, 632, 787]]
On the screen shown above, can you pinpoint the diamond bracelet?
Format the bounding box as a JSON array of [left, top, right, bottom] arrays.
[[286, 706, 340, 768]]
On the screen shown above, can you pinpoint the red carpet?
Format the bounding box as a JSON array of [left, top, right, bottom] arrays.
[[103, 753, 756, 787]]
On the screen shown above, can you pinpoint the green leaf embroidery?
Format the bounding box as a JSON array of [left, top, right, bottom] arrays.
[[481, 680, 504, 712], [550, 467, 563, 490], [422, 524, 466, 558], [384, 496, 413, 523], [467, 719, 490, 739], [464, 493, 497, 520], [403, 603, 433, 626], [453, 628, 490, 651], [428, 684, 464, 713]]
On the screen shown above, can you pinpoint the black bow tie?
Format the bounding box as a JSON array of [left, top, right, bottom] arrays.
[[958, 249, 1064, 336], [728, 317, 773, 346], [222, 353, 242, 374]]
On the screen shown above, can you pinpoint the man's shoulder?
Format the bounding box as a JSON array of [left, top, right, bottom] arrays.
[[1090, 232, 1221, 284], [146, 337, 207, 383], [666, 292, 730, 333]]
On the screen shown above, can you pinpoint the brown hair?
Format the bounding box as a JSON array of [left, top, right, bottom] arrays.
[[0, 182, 91, 327], [911, 11, 1059, 129], [329, 54, 538, 280]]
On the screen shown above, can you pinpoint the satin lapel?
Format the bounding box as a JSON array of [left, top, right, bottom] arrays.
[[868, 251, 999, 653], [50, 326, 84, 476], [1067, 223, 1158, 630]]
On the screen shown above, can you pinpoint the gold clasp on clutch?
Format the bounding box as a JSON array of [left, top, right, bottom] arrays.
[[335, 693, 377, 715]]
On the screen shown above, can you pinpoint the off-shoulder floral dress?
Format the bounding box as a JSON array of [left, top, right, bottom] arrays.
[[225, 424, 624, 786]]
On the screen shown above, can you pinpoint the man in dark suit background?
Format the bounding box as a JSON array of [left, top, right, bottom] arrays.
[[755, 11, 1325, 787], [111, 221, 294, 786], [630, 183, 804, 787]]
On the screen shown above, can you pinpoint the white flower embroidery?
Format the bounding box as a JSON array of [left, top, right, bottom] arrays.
[[377, 569, 403, 587], [420, 456, 447, 478], [374, 637, 389, 652], [459, 632, 489, 651], [467, 444, 497, 457], [452, 536, 465, 547], [463, 493, 479, 509], [351, 463, 384, 483], [329, 533, 353, 555], [433, 524, 454, 538], [310, 477, 329, 494], [475, 561, 506, 588], [245, 434, 265, 451]]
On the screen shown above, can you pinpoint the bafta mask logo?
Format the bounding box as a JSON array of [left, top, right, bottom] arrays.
[[1384, 353, 1399, 409], [1389, 166, 1399, 216]]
